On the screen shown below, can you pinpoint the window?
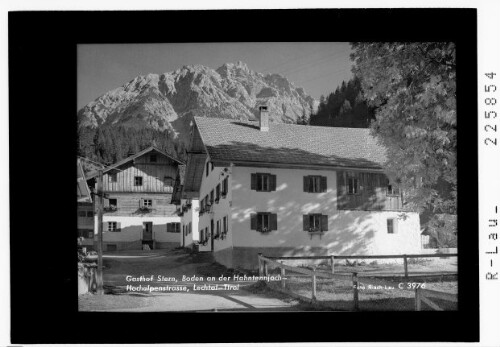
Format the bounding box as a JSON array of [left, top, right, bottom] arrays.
[[200, 198, 205, 213], [303, 214, 328, 232], [387, 218, 397, 234], [107, 244, 117, 251], [200, 227, 209, 243], [135, 176, 143, 186], [216, 184, 221, 202], [86, 211, 94, 217], [206, 161, 210, 177], [108, 198, 117, 209], [348, 177, 359, 194], [216, 220, 221, 237], [167, 223, 180, 233], [251, 173, 276, 192], [222, 177, 229, 196], [78, 229, 93, 239], [164, 176, 173, 186], [250, 212, 278, 232], [142, 199, 152, 207], [107, 222, 120, 232], [210, 189, 214, 204], [110, 173, 117, 183], [386, 180, 400, 196], [304, 176, 327, 193], [150, 154, 157, 163], [78, 210, 87, 217], [223, 215, 228, 234]]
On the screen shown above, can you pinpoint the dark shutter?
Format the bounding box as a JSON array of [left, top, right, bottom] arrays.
[[320, 176, 327, 192], [303, 176, 309, 192], [303, 215, 310, 231], [270, 213, 278, 230], [321, 215, 328, 231], [251, 174, 257, 190], [250, 214, 257, 230], [270, 175, 277, 191]]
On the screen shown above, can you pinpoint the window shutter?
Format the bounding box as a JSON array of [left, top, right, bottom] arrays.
[[303, 215, 310, 231], [250, 213, 257, 230], [394, 219, 399, 234], [251, 174, 257, 190], [167, 223, 171, 233], [270, 213, 278, 230], [321, 215, 328, 231], [103, 222, 108, 231], [270, 175, 277, 191], [303, 176, 309, 192], [116, 222, 121, 231], [140, 199, 144, 208], [320, 176, 327, 192]]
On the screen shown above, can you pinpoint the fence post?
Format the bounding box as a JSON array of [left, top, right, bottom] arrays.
[[403, 255, 409, 278], [312, 266, 317, 301], [281, 261, 286, 290], [331, 255, 335, 274], [352, 272, 359, 311], [258, 253, 263, 277], [415, 287, 422, 311]]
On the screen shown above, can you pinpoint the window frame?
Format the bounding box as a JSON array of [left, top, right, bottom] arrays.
[[387, 218, 395, 234], [347, 177, 359, 195], [386, 180, 400, 196], [222, 177, 228, 196], [216, 183, 221, 202], [108, 222, 118, 232], [142, 199, 153, 208], [134, 176, 143, 186]]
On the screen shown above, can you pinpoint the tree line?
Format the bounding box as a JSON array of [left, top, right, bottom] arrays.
[[77, 126, 186, 166]]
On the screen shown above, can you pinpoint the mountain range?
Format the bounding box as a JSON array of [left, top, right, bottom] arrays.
[[77, 61, 318, 142]]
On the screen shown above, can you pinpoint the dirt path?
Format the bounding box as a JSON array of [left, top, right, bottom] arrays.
[[79, 249, 313, 312]]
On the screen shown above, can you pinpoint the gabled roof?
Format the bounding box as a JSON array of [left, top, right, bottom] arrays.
[[193, 117, 387, 170], [86, 146, 184, 178], [77, 159, 92, 203]]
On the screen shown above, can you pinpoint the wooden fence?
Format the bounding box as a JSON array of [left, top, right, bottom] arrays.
[[258, 253, 458, 311], [264, 253, 458, 278]]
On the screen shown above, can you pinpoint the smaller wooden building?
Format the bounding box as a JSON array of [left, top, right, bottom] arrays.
[[87, 146, 184, 251]]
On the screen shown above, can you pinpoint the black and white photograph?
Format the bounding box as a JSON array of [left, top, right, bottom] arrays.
[[76, 41, 459, 313], [7, 5, 491, 345]]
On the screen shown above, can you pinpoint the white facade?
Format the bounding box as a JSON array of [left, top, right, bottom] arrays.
[[196, 158, 233, 253], [231, 166, 421, 254], [97, 215, 181, 251], [185, 162, 422, 269], [180, 199, 199, 248]]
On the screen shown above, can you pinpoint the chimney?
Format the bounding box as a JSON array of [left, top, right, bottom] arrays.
[[258, 105, 269, 132]]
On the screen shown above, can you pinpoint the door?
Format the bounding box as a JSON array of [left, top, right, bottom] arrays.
[[210, 219, 214, 252], [143, 222, 153, 241]]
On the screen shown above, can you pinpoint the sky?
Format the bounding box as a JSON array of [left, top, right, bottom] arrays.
[[77, 42, 354, 110]]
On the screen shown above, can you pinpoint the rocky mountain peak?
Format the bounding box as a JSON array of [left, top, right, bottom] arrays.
[[78, 62, 318, 145]]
